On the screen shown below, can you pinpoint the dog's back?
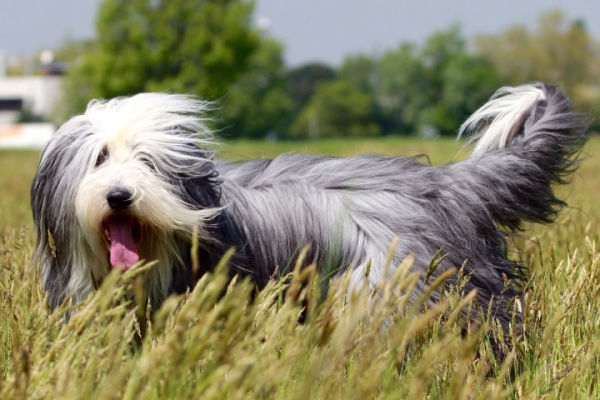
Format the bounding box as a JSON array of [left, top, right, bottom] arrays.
[[218, 83, 586, 338]]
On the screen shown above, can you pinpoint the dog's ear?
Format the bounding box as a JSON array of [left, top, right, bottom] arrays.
[[31, 130, 86, 310], [31, 178, 68, 309], [39, 246, 72, 310], [31, 183, 73, 310]]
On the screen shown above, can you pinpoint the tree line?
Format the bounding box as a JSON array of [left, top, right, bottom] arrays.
[[56, 2, 600, 138]]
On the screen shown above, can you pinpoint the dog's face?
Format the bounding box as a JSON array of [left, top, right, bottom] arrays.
[[75, 130, 206, 272], [31, 94, 220, 304]]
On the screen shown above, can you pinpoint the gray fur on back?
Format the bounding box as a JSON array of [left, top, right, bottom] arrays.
[[216, 82, 586, 334]]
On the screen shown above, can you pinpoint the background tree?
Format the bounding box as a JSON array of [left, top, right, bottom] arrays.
[[290, 80, 380, 138], [374, 27, 500, 135], [220, 38, 294, 138], [57, 3, 598, 137], [286, 63, 337, 114], [376, 43, 429, 134], [61, 0, 260, 119], [338, 55, 378, 94], [476, 9, 600, 125], [419, 53, 501, 134], [337, 55, 387, 133]]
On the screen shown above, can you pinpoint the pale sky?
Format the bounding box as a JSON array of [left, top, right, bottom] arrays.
[[1, 0, 599, 66]]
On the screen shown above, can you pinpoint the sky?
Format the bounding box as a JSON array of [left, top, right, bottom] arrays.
[[1, 0, 599, 66]]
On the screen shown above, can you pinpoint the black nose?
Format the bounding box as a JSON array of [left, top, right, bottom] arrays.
[[107, 188, 133, 210]]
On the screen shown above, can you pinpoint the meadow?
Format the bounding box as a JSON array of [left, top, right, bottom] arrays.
[[0, 137, 599, 399]]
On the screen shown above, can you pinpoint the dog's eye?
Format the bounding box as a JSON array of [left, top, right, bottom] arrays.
[[95, 146, 108, 167], [140, 155, 156, 171]]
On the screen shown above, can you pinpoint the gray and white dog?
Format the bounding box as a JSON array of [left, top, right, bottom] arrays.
[[31, 83, 585, 336]]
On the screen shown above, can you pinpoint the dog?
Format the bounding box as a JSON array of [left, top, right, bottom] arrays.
[[31, 83, 585, 339]]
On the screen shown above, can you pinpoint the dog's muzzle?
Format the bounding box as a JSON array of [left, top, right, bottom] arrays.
[[103, 187, 140, 270]]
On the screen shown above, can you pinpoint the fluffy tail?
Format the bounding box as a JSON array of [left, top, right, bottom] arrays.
[[455, 82, 587, 230]]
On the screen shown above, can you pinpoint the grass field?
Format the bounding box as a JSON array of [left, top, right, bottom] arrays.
[[0, 137, 599, 399]]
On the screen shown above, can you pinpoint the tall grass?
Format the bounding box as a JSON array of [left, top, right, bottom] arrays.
[[0, 137, 599, 399]]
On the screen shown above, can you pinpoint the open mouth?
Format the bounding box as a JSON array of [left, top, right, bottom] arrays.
[[101, 215, 141, 271]]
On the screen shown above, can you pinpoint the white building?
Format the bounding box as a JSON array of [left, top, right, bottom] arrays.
[[0, 51, 62, 148], [0, 75, 63, 125]]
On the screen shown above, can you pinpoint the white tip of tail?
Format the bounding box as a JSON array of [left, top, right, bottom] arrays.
[[458, 84, 546, 158]]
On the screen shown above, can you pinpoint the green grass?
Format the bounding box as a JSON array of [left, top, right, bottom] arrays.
[[1, 137, 599, 399]]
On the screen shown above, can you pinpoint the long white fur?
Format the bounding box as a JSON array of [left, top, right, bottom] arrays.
[[458, 84, 546, 157], [38, 94, 219, 305]]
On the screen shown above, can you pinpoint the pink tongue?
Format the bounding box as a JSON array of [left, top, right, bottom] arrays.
[[108, 218, 139, 271]]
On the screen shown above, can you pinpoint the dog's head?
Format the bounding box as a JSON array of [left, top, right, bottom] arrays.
[[31, 93, 220, 307]]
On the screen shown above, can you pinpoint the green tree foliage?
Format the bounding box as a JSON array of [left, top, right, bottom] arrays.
[[337, 55, 388, 133], [58, 4, 596, 138], [375, 27, 500, 135], [286, 63, 337, 113], [476, 10, 600, 120], [338, 55, 378, 94], [376, 43, 430, 133], [421, 54, 501, 134], [61, 0, 259, 118], [220, 38, 294, 138], [288, 27, 500, 138], [290, 80, 380, 138]]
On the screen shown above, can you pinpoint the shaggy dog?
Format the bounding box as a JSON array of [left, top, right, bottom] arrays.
[[31, 83, 585, 337]]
